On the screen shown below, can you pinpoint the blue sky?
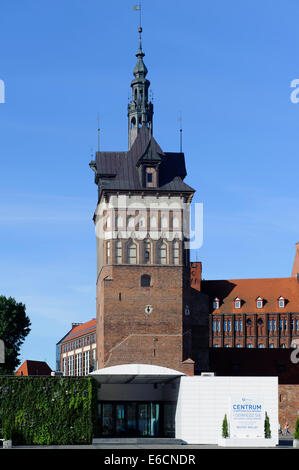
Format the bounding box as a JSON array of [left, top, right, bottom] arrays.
[[0, 0, 299, 370]]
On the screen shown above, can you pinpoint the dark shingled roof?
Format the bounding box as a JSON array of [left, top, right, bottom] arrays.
[[90, 126, 195, 200]]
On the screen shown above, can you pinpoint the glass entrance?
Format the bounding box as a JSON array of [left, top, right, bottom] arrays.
[[98, 402, 175, 437]]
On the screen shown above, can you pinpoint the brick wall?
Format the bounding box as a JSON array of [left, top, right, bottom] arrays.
[[279, 384, 299, 432], [96, 264, 194, 375]]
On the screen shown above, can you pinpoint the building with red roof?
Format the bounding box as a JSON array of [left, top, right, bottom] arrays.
[[56, 318, 97, 376], [189, 242, 299, 350], [15, 360, 52, 376]]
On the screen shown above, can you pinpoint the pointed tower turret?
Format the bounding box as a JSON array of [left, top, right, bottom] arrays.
[[128, 27, 153, 149]]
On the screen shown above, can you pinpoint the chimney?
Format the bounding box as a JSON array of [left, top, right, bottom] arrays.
[[291, 242, 299, 279], [190, 262, 202, 290]]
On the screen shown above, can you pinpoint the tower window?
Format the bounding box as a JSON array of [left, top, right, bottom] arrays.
[[106, 241, 111, 263], [147, 173, 152, 183], [143, 239, 151, 264], [127, 216, 135, 229], [141, 274, 151, 287], [172, 240, 180, 265], [172, 216, 180, 229], [127, 241, 137, 264], [158, 241, 167, 265], [115, 240, 122, 264], [116, 215, 123, 228]]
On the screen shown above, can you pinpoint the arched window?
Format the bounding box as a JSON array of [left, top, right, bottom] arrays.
[[141, 274, 151, 287], [172, 240, 180, 265], [143, 239, 151, 264], [127, 240, 137, 264], [115, 240, 122, 264], [158, 241, 167, 265], [131, 117, 136, 128]]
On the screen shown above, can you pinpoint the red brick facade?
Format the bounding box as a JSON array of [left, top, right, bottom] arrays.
[[279, 384, 299, 433], [96, 264, 194, 375]]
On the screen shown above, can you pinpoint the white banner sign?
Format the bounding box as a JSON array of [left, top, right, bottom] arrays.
[[230, 395, 264, 439]]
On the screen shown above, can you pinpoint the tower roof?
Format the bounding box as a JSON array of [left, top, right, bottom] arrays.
[[91, 125, 195, 200]]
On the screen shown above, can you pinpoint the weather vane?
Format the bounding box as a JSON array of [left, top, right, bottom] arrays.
[[132, 3, 142, 29]]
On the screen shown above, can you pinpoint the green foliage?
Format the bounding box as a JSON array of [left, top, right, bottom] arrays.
[[294, 418, 299, 440], [0, 376, 98, 445], [0, 296, 31, 374], [222, 414, 229, 438], [264, 412, 271, 438]]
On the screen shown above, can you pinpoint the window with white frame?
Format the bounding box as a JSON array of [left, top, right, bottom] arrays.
[[278, 297, 285, 308], [213, 298, 220, 309], [256, 297, 263, 309], [234, 298, 241, 309]]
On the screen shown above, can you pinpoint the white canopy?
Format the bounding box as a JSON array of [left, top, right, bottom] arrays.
[[89, 363, 185, 384]]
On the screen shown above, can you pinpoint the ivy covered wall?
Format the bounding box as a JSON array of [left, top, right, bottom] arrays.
[[0, 376, 98, 445]]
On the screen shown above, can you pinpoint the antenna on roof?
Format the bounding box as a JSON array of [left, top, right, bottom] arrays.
[[178, 111, 183, 152], [96, 114, 100, 152]]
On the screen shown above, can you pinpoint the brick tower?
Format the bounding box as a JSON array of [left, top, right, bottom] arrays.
[[89, 27, 195, 375]]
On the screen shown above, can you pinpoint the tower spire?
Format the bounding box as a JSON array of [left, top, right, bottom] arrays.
[[127, 23, 153, 149]]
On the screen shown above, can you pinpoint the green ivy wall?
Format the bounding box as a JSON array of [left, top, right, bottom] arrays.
[[0, 376, 98, 445]]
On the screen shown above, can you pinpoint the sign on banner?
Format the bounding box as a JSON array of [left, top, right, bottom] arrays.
[[230, 395, 264, 439]]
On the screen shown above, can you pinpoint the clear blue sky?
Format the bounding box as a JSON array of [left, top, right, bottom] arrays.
[[0, 0, 299, 370]]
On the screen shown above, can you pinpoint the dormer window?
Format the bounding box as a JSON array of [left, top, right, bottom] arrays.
[[213, 298, 220, 309], [256, 297, 264, 309], [145, 167, 157, 187], [234, 297, 241, 309], [278, 296, 285, 308]]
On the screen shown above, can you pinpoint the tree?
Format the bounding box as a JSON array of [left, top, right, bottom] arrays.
[[294, 417, 299, 440], [264, 412, 271, 438], [0, 296, 31, 374], [222, 414, 229, 438]]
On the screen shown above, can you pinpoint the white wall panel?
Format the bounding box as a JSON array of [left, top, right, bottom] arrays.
[[175, 376, 278, 445]]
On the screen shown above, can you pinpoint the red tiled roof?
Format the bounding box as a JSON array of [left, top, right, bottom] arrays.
[[201, 277, 299, 314], [15, 360, 52, 376], [61, 318, 96, 343]]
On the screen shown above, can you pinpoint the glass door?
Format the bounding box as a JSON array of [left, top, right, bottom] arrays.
[[102, 403, 114, 436], [116, 404, 126, 436], [126, 403, 137, 436]]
